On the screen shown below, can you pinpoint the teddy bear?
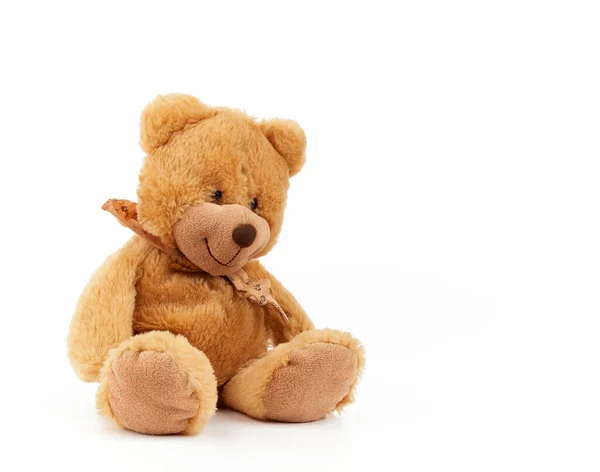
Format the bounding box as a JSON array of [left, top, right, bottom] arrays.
[[67, 94, 365, 435]]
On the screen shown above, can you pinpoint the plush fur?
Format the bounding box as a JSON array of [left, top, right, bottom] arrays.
[[68, 237, 151, 382], [68, 94, 365, 435]]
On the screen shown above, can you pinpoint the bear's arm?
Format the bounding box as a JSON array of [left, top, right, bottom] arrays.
[[67, 236, 151, 382], [244, 260, 315, 345]]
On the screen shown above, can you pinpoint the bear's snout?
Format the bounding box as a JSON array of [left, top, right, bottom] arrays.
[[173, 202, 270, 276]]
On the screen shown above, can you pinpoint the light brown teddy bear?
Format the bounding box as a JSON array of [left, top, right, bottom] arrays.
[[67, 94, 365, 435]]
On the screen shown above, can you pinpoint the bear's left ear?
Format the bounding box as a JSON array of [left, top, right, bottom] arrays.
[[140, 94, 216, 153], [259, 119, 306, 176]]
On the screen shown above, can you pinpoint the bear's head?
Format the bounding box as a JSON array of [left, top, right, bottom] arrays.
[[134, 94, 306, 276]]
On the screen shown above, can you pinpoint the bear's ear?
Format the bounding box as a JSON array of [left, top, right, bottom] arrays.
[[140, 94, 216, 153], [259, 119, 306, 177]]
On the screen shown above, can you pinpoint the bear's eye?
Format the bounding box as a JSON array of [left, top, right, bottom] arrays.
[[212, 190, 223, 203], [249, 198, 258, 212]]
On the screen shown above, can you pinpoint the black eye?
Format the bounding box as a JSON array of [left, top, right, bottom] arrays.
[[212, 190, 223, 202], [250, 198, 258, 211]]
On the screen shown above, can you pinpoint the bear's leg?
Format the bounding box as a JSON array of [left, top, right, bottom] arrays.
[[96, 331, 217, 435], [221, 329, 364, 422]]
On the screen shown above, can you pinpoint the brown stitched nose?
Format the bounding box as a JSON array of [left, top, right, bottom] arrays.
[[232, 224, 257, 248]]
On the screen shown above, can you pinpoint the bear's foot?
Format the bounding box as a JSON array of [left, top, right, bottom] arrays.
[[221, 329, 365, 422], [264, 342, 358, 422], [96, 331, 217, 435]]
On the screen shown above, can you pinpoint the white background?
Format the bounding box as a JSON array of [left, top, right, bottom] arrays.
[[1, 1, 599, 471]]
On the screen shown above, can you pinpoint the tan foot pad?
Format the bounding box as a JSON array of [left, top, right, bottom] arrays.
[[264, 342, 358, 422], [107, 350, 199, 435]]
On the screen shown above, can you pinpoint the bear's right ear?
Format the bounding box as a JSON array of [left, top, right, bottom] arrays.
[[259, 119, 307, 177], [140, 94, 216, 153]]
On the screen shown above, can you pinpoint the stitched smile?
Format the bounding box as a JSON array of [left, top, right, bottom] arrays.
[[204, 239, 242, 267]]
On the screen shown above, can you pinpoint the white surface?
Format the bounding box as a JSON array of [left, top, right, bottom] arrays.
[[1, 1, 599, 471]]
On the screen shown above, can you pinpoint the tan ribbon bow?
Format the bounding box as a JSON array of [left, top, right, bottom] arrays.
[[102, 198, 289, 323], [226, 270, 289, 323]]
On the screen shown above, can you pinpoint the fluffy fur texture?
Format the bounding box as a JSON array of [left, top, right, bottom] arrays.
[[68, 94, 365, 435], [68, 237, 151, 382], [259, 119, 306, 177], [140, 94, 217, 153]]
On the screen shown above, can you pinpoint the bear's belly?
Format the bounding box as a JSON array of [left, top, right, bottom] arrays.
[[132, 256, 269, 385]]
